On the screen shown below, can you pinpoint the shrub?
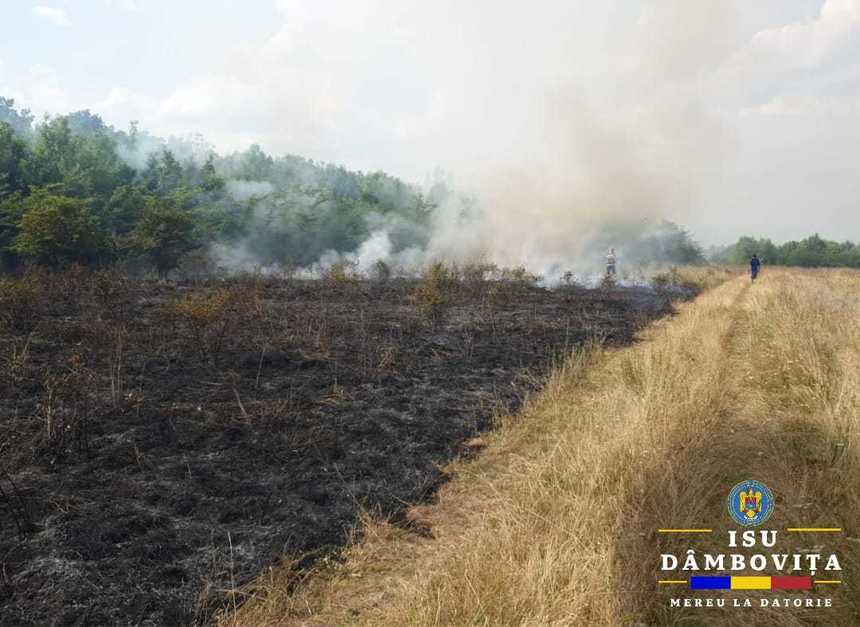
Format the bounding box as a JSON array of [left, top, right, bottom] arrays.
[[165, 286, 263, 360], [650, 267, 700, 292], [177, 249, 215, 282], [460, 262, 498, 286], [500, 265, 542, 286], [0, 336, 32, 409], [600, 273, 617, 289], [91, 268, 133, 320], [322, 260, 359, 285], [414, 262, 455, 327], [0, 275, 46, 333], [40, 354, 97, 461], [14, 192, 108, 268], [129, 198, 198, 277]]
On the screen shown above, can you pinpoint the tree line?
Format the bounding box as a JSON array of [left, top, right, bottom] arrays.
[[709, 234, 860, 268], [13, 96, 829, 277], [0, 97, 436, 275]]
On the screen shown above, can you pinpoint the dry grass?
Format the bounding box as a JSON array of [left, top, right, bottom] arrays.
[[219, 267, 859, 627]]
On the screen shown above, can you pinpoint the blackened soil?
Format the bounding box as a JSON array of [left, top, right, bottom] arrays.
[[0, 275, 681, 626]]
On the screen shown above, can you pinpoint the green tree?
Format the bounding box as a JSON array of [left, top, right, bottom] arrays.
[[103, 184, 151, 236], [200, 155, 225, 193], [130, 198, 198, 276], [0, 97, 34, 136], [0, 193, 26, 270], [71, 130, 135, 200], [25, 117, 77, 187], [141, 152, 162, 192], [0, 122, 30, 197], [14, 190, 108, 267], [238, 144, 274, 180], [159, 150, 184, 193], [140, 149, 186, 196], [714, 234, 860, 268]]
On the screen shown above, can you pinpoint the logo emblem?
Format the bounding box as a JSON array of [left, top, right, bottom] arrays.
[[727, 480, 774, 526]]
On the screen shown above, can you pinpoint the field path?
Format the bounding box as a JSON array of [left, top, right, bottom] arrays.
[[222, 269, 860, 627]]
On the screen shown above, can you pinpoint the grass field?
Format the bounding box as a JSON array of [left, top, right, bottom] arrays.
[[222, 267, 860, 626]]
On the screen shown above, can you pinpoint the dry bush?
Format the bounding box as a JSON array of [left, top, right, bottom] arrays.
[[499, 265, 542, 286], [45, 264, 92, 313], [413, 262, 456, 327], [651, 265, 737, 293], [600, 272, 618, 288], [165, 286, 264, 361], [458, 262, 502, 302], [91, 268, 135, 321], [0, 275, 47, 333], [561, 270, 583, 288], [458, 262, 490, 286], [322, 260, 360, 286], [38, 354, 98, 462], [650, 266, 687, 291], [177, 249, 216, 282], [2, 265, 101, 321], [1, 335, 33, 392]]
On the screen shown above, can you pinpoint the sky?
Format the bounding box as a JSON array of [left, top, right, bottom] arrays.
[[1, 0, 860, 245]]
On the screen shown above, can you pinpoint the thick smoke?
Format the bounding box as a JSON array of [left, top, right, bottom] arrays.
[[395, 1, 738, 280], [222, 1, 737, 280], [9, 2, 741, 281]]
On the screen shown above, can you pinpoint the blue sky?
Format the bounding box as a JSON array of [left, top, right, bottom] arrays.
[[2, 1, 278, 104], [2, 1, 860, 246]]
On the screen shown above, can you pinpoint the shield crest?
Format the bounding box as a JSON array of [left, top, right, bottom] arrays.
[[739, 489, 762, 519], [727, 480, 774, 526]]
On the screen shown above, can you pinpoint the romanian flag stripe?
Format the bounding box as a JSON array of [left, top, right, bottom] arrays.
[[689, 576, 812, 590], [772, 576, 815, 590], [690, 576, 730, 590]]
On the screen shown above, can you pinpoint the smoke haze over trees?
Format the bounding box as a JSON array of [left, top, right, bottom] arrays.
[[4, 97, 860, 276], [0, 98, 439, 274], [0, 97, 713, 278]]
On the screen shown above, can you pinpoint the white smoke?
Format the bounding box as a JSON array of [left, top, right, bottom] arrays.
[[226, 179, 274, 201], [284, 1, 740, 278]]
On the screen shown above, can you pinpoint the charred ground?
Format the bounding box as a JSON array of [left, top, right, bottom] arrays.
[[0, 267, 687, 626]]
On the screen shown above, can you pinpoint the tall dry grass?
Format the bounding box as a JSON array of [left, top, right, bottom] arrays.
[[222, 267, 859, 627]]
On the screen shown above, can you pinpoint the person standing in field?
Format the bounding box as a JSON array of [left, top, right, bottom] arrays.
[[750, 254, 761, 281], [606, 248, 617, 278]]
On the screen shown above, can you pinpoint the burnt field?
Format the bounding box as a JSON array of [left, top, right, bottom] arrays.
[[0, 267, 687, 626]]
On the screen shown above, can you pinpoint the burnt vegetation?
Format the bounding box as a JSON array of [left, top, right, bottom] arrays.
[[0, 264, 685, 625]]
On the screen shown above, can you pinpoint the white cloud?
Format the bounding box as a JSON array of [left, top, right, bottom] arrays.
[[104, 0, 139, 11], [32, 6, 71, 27], [732, 0, 860, 72], [739, 93, 860, 117], [95, 86, 152, 124], [0, 64, 73, 116]]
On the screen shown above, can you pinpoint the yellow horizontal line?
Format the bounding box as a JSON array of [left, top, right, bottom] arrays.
[[814, 580, 842, 585], [786, 528, 842, 532], [658, 580, 687, 585], [657, 529, 712, 533], [732, 576, 771, 590]]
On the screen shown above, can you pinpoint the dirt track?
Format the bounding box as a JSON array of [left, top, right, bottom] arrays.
[[0, 274, 682, 625]]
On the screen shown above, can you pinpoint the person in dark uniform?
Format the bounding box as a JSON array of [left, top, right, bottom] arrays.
[[750, 254, 761, 281]]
